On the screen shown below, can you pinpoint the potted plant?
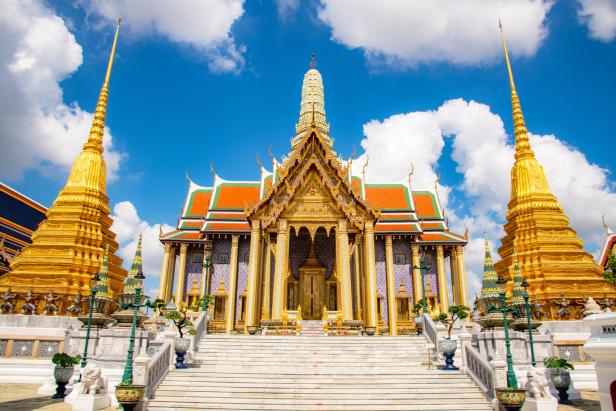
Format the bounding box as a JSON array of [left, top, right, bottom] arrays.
[[495, 387, 527, 411], [115, 380, 145, 411], [435, 305, 469, 370], [544, 356, 574, 404], [165, 308, 196, 369], [51, 353, 80, 398], [412, 300, 424, 335]]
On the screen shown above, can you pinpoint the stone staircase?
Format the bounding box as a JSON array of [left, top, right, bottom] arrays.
[[147, 335, 492, 410], [300, 320, 325, 336]]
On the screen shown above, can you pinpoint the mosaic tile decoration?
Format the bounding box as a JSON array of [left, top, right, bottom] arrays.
[[183, 248, 204, 302], [289, 231, 311, 280], [210, 239, 231, 294], [0, 339, 7, 355], [423, 251, 439, 299], [235, 239, 250, 321], [314, 231, 335, 279], [393, 239, 414, 302], [12, 340, 34, 357], [38, 341, 60, 358], [375, 238, 388, 323], [557, 345, 583, 362]]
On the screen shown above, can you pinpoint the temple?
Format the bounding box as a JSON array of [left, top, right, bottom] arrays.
[[0, 19, 127, 312], [159, 57, 470, 335], [494, 26, 616, 318]]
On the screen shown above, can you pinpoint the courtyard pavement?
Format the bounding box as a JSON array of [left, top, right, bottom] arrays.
[[0, 383, 602, 411]]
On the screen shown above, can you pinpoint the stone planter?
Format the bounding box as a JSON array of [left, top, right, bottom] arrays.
[[247, 326, 259, 335], [174, 337, 191, 369], [438, 338, 458, 370], [115, 384, 145, 411], [549, 368, 572, 404], [51, 366, 74, 398], [413, 317, 423, 334], [495, 388, 526, 411], [364, 326, 376, 336]]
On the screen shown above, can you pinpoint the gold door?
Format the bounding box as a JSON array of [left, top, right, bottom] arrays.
[[301, 271, 325, 319]]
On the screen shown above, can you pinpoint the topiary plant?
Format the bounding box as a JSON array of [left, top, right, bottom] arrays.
[[604, 253, 616, 285], [51, 353, 81, 368], [435, 305, 470, 339], [165, 309, 194, 338], [543, 356, 575, 370]]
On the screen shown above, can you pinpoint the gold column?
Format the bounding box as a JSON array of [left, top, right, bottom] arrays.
[[411, 244, 422, 304], [353, 239, 362, 320], [202, 241, 213, 296], [175, 243, 188, 309], [384, 235, 397, 335], [455, 245, 469, 306], [436, 245, 449, 313], [226, 235, 240, 334], [244, 220, 261, 332], [271, 219, 288, 320], [262, 239, 272, 320], [158, 242, 173, 301], [363, 221, 378, 328], [450, 247, 460, 304], [164, 245, 176, 302], [337, 220, 353, 320]]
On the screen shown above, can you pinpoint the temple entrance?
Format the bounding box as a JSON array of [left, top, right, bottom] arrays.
[[299, 242, 327, 319]]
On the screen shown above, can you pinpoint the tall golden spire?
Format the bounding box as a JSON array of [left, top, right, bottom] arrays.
[[1, 18, 128, 309], [495, 21, 616, 319]]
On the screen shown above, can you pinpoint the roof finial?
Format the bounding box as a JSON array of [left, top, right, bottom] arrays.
[[210, 162, 216, 180], [407, 162, 415, 188], [362, 156, 369, 181], [185, 170, 191, 183], [347, 145, 357, 182], [310, 51, 316, 69], [256, 153, 263, 171], [603, 214, 614, 235]]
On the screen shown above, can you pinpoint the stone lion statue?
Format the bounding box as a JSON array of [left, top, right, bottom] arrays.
[[525, 369, 551, 398], [80, 364, 105, 395]]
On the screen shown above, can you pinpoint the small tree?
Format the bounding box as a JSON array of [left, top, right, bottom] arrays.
[[435, 305, 470, 339], [151, 298, 167, 315], [165, 309, 196, 338], [51, 353, 81, 368], [543, 356, 575, 370], [412, 300, 425, 317], [604, 254, 616, 285]]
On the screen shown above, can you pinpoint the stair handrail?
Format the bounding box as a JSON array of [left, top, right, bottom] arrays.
[[462, 341, 494, 398], [134, 339, 173, 399], [190, 310, 208, 352], [422, 312, 437, 348]]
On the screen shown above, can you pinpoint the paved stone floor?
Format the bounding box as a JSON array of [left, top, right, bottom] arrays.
[[0, 383, 602, 410]]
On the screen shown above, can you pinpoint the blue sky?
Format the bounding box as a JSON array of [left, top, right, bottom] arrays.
[[1, 0, 615, 298]]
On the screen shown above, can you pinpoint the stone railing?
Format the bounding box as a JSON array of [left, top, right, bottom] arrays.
[[189, 311, 208, 353], [134, 339, 173, 399], [422, 313, 437, 348], [462, 340, 494, 397]]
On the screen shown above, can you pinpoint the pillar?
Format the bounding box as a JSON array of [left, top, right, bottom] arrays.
[[164, 246, 176, 302], [450, 247, 460, 304], [455, 245, 469, 306], [411, 244, 422, 304], [353, 239, 362, 320], [363, 221, 378, 328], [225, 235, 240, 334], [262, 240, 272, 320], [158, 243, 173, 301], [244, 220, 261, 332], [385, 235, 398, 335], [271, 219, 288, 320], [337, 220, 353, 320], [175, 243, 188, 309], [436, 245, 449, 314], [202, 241, 213, 296]]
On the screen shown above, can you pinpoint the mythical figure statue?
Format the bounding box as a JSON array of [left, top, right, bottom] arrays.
[[554, 293, 571, 319], [525, 369, 551, 399], [20, 291, 38, 315], [66, 293, 83, 316], [42, 292, 61, 315], [0, 288, 17, 314], [531, 300, 548, 320], [80, 363, 105, 394]]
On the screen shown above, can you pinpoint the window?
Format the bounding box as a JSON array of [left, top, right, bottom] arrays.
[[394, 254, 405, 265], [217, 253, 229, 264], [191, 253, 203, 263], [214, 297, 225, 320]]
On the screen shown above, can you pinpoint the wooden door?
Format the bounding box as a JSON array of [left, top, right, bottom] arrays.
[[301, 271, 325, 319]]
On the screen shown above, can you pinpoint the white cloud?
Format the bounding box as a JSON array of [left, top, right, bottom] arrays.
[[317, 0, 553, 68], [577, 0, 616, 41], [276, 0, 301, 20], [0, 0, 125, 182], [88, 0, 246, 73], [110, 201, 174, 284], [353, 98, 616, 300]]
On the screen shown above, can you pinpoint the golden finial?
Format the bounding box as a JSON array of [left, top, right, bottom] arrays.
[[84, 17, 122, 152], [464, 227, 468, 240], [603, 214, 614, 235], [159, 226, 163, 238], [362, 156, 369, 180], [310, 52, 316, 69]]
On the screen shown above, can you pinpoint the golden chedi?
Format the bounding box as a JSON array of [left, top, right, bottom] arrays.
[[0, 19, 127, 314], [494, 25, 616, 319]]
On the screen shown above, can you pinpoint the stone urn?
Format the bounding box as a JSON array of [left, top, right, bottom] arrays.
[[247, 325, 259, 335], [549, 368, 572, 404], [495, 388, 526, 411], [115, 384, 145, 411], [174, 337, 191, 369], [438, 338, 458, 370], [51, 366, 74, 398], [364, 326, 376, 336]]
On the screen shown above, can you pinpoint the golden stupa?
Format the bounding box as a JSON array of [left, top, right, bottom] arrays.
[[0, 19, 128, 312], [494, 24, 616, 319]]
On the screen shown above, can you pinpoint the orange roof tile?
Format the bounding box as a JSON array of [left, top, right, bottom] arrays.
[[365, 185, 411, 210], [204, 222, 250, 232], [413, 191, 440, 219], [211, 184, 260, 210], [375, 223, 418, 232], [184, 189, 211, 218]]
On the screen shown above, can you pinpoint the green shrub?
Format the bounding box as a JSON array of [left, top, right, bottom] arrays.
[[51, 353, 81, 368]]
